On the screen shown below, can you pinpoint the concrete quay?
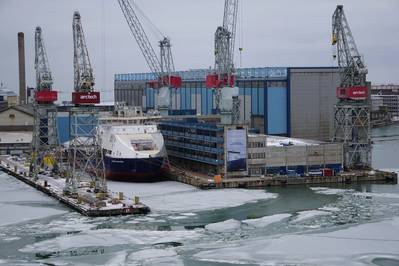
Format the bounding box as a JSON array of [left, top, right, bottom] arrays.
[[167, 166, 398, 189]]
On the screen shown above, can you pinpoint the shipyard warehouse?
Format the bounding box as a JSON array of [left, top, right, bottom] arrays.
[[115, 67, 340, 141]]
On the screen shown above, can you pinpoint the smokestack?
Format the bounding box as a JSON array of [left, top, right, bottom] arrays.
[[18, 32, 26, 105]]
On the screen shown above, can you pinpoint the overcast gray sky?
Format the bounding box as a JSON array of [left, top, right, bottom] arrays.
[[0, 0, 398, 102]]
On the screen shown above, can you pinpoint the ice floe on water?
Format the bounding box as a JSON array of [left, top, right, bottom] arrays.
[[319, 206, 341, 212], [168, 216, 187, 220], [126, 248, 183, 266], [135, 217, 157, 222], [310, 186, 353, 195], [20, 229, 201, 253], [147, 189, 277, 212], [38, 216, 97, 233], [243, 213, 291, 228], [205, 219, 241, 233], [194, 217, 399, 265], [293, 210, 330, 223], [2, 236, 21, 241], [107, 181, 196, 198], [181, 212, 196, 216], [108, 181, 277, 212], [353, 192, 399, 199], [0, 203, 66, 227], [81, 249, 183, 266]]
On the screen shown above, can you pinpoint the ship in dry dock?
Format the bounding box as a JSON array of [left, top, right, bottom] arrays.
[[98, 105, 168, 182]]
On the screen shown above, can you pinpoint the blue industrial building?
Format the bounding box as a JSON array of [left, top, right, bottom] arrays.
[[115, 67, 289, 136], [115, 66, 340, 141]]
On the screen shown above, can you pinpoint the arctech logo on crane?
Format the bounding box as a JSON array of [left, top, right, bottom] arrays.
[[336, 86, 368, 100], [72, 92, 100, 104]]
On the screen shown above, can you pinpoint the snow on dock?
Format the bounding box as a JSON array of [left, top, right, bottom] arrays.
[[0, 156, 150, 217]]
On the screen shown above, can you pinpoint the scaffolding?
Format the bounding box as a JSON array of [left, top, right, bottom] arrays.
[[31, 104, 61, 179], [64, 107, 107, 194], [333, 102, 371, 168]]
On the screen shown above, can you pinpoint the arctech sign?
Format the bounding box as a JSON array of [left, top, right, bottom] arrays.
[[336, 86, 368, 100], [72, 92, 101, 104]]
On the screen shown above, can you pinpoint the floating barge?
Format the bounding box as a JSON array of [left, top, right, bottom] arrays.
[[0, 156, 150, 217]]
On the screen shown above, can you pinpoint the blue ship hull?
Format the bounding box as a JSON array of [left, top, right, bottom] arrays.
[[104, 155, 167, 182]]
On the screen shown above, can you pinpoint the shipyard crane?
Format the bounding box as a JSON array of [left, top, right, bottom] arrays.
[[64, 11, 106, 195], [73, 11, 95, 94], [331, 5, 371, 169], [206, 0, 240, 124], [35, 27, 54, 92], [117, 0, 181, 115], [31, 26, 60, 179]]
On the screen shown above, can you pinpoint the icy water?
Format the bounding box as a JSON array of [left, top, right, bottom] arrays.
[[0, 125, 399, 266]]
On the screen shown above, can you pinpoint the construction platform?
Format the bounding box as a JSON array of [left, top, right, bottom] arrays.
[[0, 156, 150, 217], [168, 166, 398, 189]]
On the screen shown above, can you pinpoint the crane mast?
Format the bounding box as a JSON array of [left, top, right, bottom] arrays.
[[206, 0, 240, 124], [35, 27, 53, 91], [73, 11, 95, 93], [31, 26, 60, 180], [331, 5, 371, 169], [64, 11, 106, 195], [215, 0, 238, 79], [159, 37, 175, 76], [332, 5, 368, 88], [117, 0, 181, 115]]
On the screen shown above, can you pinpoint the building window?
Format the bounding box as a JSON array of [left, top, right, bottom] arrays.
[[9, 113, 15, 119]]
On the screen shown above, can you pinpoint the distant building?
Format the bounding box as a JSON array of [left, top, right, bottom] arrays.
[[0, 105, 33, 154], [371, 85, 399, 118], [372, 84, 399, 95], [114, 67, 341, 141], [0, 83, 18, 108]]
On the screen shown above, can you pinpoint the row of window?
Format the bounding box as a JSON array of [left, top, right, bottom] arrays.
[[248, 141, 265, 148], [166, 145, 220, 160], [248, 153, 266, 159], [164, 136, 219, 149]]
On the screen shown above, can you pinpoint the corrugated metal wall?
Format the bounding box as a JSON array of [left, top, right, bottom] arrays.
[[289, 68, 340, 141]]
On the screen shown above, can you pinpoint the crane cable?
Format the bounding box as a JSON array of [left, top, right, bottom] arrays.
[[238, 0, 244, 68], [131, 0, 164, 41]]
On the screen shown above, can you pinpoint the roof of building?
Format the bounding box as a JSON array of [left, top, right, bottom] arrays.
[[249, 134, 322, 147], [0, 104, 34, 116], [115, 67, 288, 82]]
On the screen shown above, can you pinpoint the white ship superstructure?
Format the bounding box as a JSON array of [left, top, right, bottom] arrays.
[[98, 105, 167, 181]]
